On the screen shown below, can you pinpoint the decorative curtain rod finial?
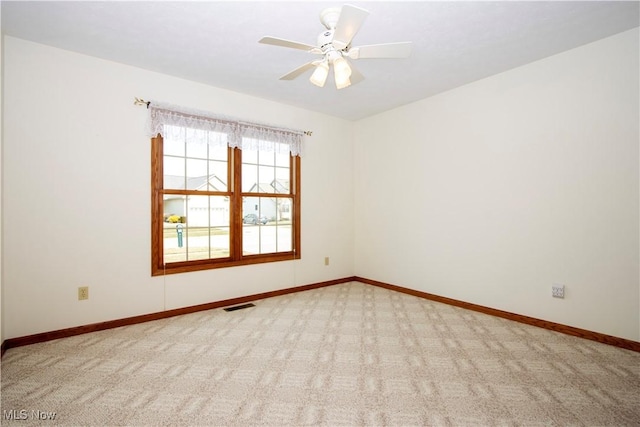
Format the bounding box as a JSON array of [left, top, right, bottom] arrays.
[[134, 97, 151, 108], [304, 131, 312, 136]]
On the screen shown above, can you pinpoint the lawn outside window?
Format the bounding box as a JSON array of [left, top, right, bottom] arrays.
[[149, 105, 301, 276]]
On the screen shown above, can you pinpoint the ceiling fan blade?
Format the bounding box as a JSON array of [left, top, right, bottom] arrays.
[[279, 62, 316, 80], [259, 36, 317, 52], [332, 5, 370, 50], [348, 61, 365, 85], [350, 42, 413, 59]]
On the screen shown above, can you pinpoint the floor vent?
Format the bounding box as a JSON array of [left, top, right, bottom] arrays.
[[224, 303, 256, 312]]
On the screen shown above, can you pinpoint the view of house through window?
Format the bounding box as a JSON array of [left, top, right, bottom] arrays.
[[241, 143, 294, 255], [152, 124, 300, 275], [162, 127, 231, 263]]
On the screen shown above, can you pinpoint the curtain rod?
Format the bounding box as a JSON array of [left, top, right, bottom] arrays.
[[134, 97, 313, 136]]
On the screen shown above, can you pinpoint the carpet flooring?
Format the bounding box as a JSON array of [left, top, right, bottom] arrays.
[[1, 282, 639, 426]]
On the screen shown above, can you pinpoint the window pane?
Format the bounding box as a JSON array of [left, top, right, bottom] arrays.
[[165, 224, 187, 263], [187, 230, 210, 261], [276, 197, 292, 221], [186, 159, 208, 190], [243, 147, 258, 164], [277, 223, 292, 252], [243, 225, 260, 255], [274, 168, 290, 194], [210, 227, 230, 258], [167, 150, 227, 192], [187, 195, 230, 260], [258, 150, 275, 166], [242, 197, 292, 255], [164, 133, 185, 156], [163, 195, 230, 263], [209, 144, 228, 161], [243, 199, 264, 255], [275, 150, 289, 167], [186, 140, 208, 159], [164, 156, 185, 189], [241, 149, 289, 194], [258, 166, 275, 192], [207, 195, 230, 258], [163, 195, 187, 263], [275, 199, 293, 252], [242, 201, 261, 224], [242, 162, 258, 192], [209, 160, 227, 191], [260, 224, 276, 253]]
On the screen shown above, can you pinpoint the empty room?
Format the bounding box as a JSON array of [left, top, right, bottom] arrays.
[[1, 1, 639, 426]]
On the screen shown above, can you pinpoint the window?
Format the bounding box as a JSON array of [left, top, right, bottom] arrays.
[[149, 105, 301, 276]]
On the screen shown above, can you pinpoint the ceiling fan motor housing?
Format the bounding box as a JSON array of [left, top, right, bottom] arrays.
[[317, 29, 335, 50]]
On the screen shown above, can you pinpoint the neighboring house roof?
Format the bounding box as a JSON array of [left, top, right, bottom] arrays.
[[272, 179, 289, 193], [164, 175, 227, 191], [246, 179, 290, 194], [246, 183, 276, 193]]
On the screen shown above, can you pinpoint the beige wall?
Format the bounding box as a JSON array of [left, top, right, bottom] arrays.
[[2, 27, 639, 343], [2, 36, 354, 339], [0, 6, 4, 344], [354, 28, 639, 341]]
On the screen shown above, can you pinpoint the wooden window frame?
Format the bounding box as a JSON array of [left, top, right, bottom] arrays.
[[151, 135, 301, 276]]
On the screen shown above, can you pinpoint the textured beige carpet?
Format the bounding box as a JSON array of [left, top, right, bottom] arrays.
[[1, 282, 639, 426]]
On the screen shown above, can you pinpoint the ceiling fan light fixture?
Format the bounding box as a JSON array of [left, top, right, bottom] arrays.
[[309, 61, 329, 87], [335, 76, 351, 90], [333, 56, 352, 80]]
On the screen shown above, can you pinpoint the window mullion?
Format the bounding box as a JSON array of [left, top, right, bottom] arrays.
[[232, 148, 243, 260]]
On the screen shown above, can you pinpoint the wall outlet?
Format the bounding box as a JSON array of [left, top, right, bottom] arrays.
[[552, 284, 564, 299], [324, 257, 330, 266], [78, 286, 89, 300]]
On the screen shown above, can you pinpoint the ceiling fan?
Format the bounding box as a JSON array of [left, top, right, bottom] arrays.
[[259, 4, 412, 89]]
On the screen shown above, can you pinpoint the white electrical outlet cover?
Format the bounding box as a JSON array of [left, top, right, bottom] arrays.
[[552, 284, 564, 298]]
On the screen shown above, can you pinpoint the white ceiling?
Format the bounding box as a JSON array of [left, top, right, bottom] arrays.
[[2, 1, 639, 121]]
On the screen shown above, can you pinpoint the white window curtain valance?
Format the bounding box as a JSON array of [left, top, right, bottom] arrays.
[[146, 101, 304, 156]]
